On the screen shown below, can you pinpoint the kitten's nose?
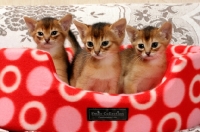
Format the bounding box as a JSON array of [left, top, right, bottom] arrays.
[[146, 52, 151, 56], [94, 50, 100, 55], [45, 38, 50, 43]]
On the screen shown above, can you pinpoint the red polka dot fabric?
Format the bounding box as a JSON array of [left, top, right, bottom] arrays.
[[0, 44, 200, 132]]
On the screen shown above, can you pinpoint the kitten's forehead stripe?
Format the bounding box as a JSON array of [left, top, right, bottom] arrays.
[[142, 26, 156, 41], [41, 17, 57, 29], [91, 22, 110, 39]]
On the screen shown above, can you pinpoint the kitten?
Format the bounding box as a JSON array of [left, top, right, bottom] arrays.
[[70, 18, 126, 94], [120, 22, 172, 94], [24, 14, 79, 84]]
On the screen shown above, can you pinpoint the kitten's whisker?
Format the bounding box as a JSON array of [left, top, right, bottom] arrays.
[[133, 55, 142, 63], [106, 51, 120, 54]]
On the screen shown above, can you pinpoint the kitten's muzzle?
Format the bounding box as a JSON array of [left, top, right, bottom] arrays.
[[45, 38, 50, 43], [94, 50, 100, 55], [93, 51, 104, 59], [145, 52, 151, 56]]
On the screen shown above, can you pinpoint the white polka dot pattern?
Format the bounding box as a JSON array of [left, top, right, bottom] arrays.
[[187, 108, 200, 128], [0, 45, 200, 131], [19, 101, 47, 130], [189, 74, 200, 104], [129, 90, 157, 110], [157, 112, 182, 132], [171, 57, 187, 73], [163, 78, 185, 108], [4, 49, 27, 60], [0, 97, 15, 126], [0, 65, 21, 93], [89, 121, 117, 132], [31, 49, 49, 61], [26, 66, 53, 96], [94, 93, 121, 107], [58, 83, 87, 102], [53, 106, 82, 132], [124, 114, 152, 132]]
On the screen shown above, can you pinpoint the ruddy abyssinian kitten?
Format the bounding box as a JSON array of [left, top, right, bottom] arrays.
[[70, 18, 126, 94], [24, 14, 79, 84], [120, 21, 172, 94]]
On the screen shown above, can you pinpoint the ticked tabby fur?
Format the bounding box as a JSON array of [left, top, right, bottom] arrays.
[[70, 18, 127, 94], [24, 14, 79, 84], [120, 22, 172, 94]]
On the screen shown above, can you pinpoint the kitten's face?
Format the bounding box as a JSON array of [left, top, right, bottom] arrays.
[[32, 19, 66, 49], [85, 38, 113, 59], [73, 18, 126, 60], [134, 27, 164, 60], [24, 14, 72, 50], [83, 24, 120, 59], [126, 22, 172, 60]]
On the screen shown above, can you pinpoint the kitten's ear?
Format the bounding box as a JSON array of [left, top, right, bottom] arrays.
[[59, 14, 72, 31], [24, 17, 37, 33], [158, 21, 172, 41], [110, 18, 127, 39], [126, 25, 138, 42], [73, 20, 88, 39]]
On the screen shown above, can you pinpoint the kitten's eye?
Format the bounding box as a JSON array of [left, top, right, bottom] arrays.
[[51, 31, 58, 36], [86, 41, 94, 48], [138, 44, 144, 49], [152, 42, 158, 48], [37, 32, 43, 36], [101, 41, 109, 47]]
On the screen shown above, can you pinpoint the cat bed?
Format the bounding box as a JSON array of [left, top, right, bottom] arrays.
[[0, 3, 200, 132], [0, 44, 200, 132]]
